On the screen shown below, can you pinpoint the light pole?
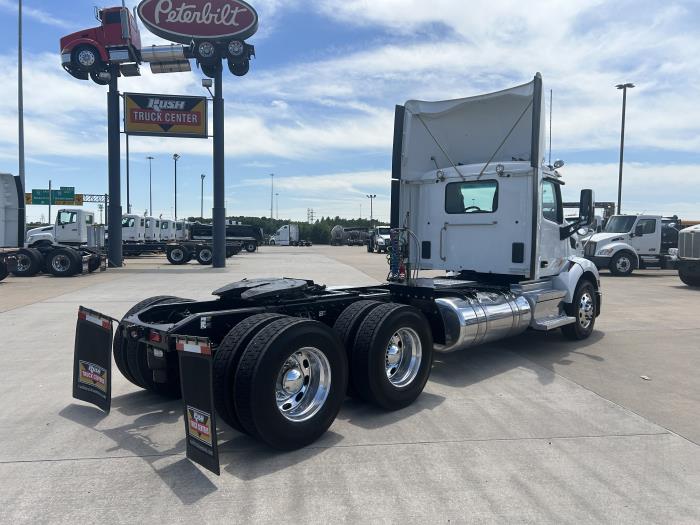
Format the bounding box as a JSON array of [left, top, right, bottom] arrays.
[[201, 174, 206, 218], [146, 156, 154, 217], [275, 192, 279, 219], [366, 194, 376, 226], [173, 153, 180, 220], [97, 204, 104, 224], [616, 83, 634, 215], [270, 173, 274, 219], [17, 0, 25, 248]]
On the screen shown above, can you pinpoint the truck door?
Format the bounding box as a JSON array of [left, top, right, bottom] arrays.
[[56, 210, 80, 244], [633, 217, 661, 255], [538, 179, 568, 277]]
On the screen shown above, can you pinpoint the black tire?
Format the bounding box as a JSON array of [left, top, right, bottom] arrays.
[[213, 313, 287, 433], [72, 44, 102, 72], [117, 296, 192, 396], [196, 246, 213, 265], [609, 251, 635, 276], [46, 248, 80, 277], [166, 245, 190, 265], [11, 248, 42, 277], [679, 267, 700, 287], [89, 70, 109, 85], [561, 280, 597, 340], [352, 303, 433, 410], [245, 242, 257, 253], [87, 256, 101, 273], [333, 300, 385, 395], [234, 317, 348, 450], [0, 261, 8, 282]]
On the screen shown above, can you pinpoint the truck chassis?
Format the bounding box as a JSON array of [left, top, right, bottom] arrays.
[[74, 272, 600, 474]]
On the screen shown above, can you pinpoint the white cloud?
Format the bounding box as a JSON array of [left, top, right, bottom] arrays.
[[0, 0, 70, 28]]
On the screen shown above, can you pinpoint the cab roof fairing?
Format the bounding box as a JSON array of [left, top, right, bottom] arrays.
[[398, 76, 547, 183]]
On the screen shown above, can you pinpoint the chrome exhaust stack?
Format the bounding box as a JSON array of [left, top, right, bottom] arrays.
[[434, 293, 532, 353]]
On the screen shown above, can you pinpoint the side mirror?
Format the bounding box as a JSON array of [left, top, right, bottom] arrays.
[[634, 224, 644, 237], [579, 189, 594, 226]]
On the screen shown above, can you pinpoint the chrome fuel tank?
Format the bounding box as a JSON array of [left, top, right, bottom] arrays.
[[434, 292, 532, 353]]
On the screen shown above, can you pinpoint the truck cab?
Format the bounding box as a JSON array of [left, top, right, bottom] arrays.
[[160, 220, 176, 241], [121, 215, 145, 242], [174, 221, 190, 241], [144, 217, 161, 242], [60, 6, 141, 83], [26, 209, 96, 247], [583, 215, 680, 275], [368, 226, 391, 253], [272, 224, 299, 246]]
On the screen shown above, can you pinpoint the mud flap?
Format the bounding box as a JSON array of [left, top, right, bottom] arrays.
[[72, 307, 116, 412], [176, 336, 220, 476]]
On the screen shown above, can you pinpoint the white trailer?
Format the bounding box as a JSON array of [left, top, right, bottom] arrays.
[[72, 75, 602, 472]]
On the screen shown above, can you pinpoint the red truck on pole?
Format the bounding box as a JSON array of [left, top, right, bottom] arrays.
[[60, 6, 142, 84]]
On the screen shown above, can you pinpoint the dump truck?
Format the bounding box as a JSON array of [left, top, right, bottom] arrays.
[[72, 74, 602, 475]]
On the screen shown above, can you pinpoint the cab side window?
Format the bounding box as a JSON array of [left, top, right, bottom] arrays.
[[542, 180, 562, 223], [637, 219, 656, 234], [58, 211, 77, 225]]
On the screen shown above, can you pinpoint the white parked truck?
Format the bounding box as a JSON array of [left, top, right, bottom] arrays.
[[121, 214, 146, 242], [71, 75, 602, 474], [1, 177, 103, 278], [583, 214, 681, 276], [677, 224, 700, 286], [367, 226, 391, 253], [270, 224, 299, 246]]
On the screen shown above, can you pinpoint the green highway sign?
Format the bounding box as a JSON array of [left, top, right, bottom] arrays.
[[30, 187, 76, 205]]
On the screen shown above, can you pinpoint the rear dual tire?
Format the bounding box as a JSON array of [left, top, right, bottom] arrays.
[[167, 245, 191, 265], [11, 248, 43, 277], [230, 317, 348, 450]]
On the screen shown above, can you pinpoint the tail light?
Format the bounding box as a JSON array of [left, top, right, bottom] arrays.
[[149, 330, 162, 343]]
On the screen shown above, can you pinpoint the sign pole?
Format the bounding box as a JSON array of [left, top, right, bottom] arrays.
[[107, 64, 123, 267], [126, 134, 131, 214], [48, 179, 51, 224], [212, 63, 226, 268]]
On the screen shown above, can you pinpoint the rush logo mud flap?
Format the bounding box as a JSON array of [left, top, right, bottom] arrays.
[[176, 336, 220, 476], [72, 307, 116, 412]]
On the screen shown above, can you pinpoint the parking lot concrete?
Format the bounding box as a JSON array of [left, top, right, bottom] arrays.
[[0, 246, 698, 524]]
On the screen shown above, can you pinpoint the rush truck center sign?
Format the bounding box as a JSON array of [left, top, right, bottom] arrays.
[[124, 93, 208, 138], [137, 0, 259, 44]]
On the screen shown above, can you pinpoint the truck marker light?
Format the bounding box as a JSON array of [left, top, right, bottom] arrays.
[[175, 338, 212, 356], [149, 330, 162, 343], [78, 310, 111, 331]]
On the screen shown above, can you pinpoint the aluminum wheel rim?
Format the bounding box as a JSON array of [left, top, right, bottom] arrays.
[[52, 254, 71, 273], [171, 249, 184, 262], [78, 50, 96, 67], [200, 249, 212, 262], [16, 254, 31, 272], [578, 292, 594, 329], [385, 327, 422, 388], [275, 347, 331, 423], [616, 256, 631, 273]]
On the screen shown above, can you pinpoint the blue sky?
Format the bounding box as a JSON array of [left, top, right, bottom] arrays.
[[0, 0, 699, 223]]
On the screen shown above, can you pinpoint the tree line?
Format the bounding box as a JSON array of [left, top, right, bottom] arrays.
[[187, 215, 388, 244]]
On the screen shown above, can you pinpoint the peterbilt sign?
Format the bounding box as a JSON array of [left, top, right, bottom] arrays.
[[124, 93, 208, 138], [137, 0, 259, 44]]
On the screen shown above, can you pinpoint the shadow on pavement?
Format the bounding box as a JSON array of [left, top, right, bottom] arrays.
[[429, 329, 607, 388], [60, 398, 217, 504], [335, 392, 445, 430], [221, 431, 344, 481]]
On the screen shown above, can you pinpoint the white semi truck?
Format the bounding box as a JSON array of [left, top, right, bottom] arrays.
[[1, 178, 103, 278], [71, 75, 602, 474], [583, 214, 681, 276]]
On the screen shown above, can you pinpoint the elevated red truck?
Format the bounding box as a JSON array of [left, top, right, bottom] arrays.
[[60, 6, 142, 84]]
